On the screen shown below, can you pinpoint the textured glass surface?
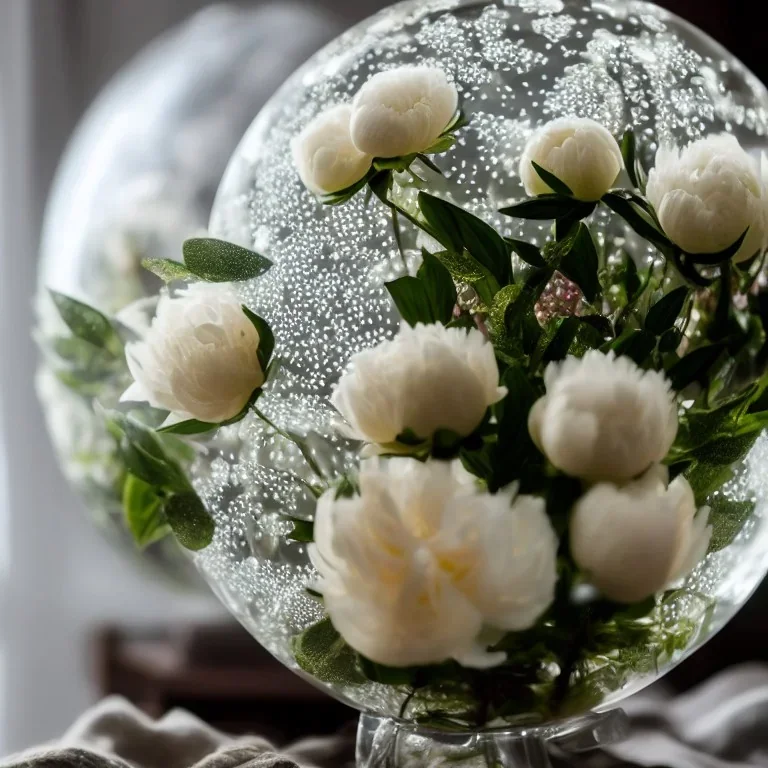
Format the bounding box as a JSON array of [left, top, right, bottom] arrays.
[[201, 0, 768, 718], [35, 4, 335, 589]]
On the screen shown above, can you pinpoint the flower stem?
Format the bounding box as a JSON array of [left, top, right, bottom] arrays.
[[391, 209, 409, 271], [252, 406, 325, 480]]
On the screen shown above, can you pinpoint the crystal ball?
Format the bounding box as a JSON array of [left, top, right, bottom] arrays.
[[35, 5, 335, 590], [200, 0, 768, 722]]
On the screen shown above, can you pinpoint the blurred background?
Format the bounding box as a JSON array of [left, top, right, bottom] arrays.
[[0, 0, 761, 756]]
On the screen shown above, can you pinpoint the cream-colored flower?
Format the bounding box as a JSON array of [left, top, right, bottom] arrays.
[[349, 66, 459, 158], [571, 465, 712, 603], [121, 284, 264, 424], [519, 117, 622, 202], [292, 104, 373, 196], [332, 323, 506, 447], [646, 134, 768, 262], [528, 350, 678, 483], [310, 458, 558, 668]]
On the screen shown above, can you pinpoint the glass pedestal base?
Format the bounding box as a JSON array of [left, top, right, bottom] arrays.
[[356, 709, 629, 767]]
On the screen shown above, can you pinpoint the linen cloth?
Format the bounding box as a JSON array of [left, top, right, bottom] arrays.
[[5, 664, 768, 767]]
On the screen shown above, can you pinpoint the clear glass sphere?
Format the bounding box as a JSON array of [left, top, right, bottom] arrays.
[[35, 4, 335, 590], [200, 0, 768, 722]]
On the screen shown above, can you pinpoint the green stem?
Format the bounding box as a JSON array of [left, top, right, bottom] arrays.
[[391, 209, 409, 271], [252, 406, 325, 480]]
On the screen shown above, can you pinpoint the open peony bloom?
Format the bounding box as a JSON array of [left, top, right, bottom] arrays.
[[529, 350, 678, 483], [292, 104, 373, 196], [332, 323, 506, 448], [310, 458, 558, 668], [519, 117, 623, 202], [646, 134, 768, 262], [571, 465, 712, 603], [349, 66, 459, 158], [121, 284, 265, 425]]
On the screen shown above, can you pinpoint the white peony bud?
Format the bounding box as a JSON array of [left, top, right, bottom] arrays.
[[121, 284, 265, 425], [571, 465, 712, 603], [310, 458, 558, 668], [519, 117, 623, 202], [349, 66, 459, 158], [528, 350, 678, 483], [292, 104, 373, 196], [646, 134, 768, 262], [332, 323, 507, 448]]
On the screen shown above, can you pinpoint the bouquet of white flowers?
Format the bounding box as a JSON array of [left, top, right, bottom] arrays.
[[47, 62, 768, 728]]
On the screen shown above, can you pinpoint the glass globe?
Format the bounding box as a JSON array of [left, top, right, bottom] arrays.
[[197, 0, 768, 755], [35, 4, 336, 590]]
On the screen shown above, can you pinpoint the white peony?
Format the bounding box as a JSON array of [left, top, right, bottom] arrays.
[[528, 350, 678, 483], [332, 323, 507, 447], [349, 66, 459, 158], [646, 134, 768, 262], [571, 465, 712, 603], [121, 284, 265, 425], [519, 117, 623, 202], [310, 458, 558, 668], [292, 104, 373, 196]]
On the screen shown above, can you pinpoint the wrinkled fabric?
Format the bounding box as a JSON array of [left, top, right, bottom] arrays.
[[7, 666, 768, 767]]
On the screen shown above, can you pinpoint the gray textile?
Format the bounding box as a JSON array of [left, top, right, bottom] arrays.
[[6, 665, 768, 767]]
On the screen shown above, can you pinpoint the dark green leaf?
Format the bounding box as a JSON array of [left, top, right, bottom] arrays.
[[612, 329, 657, 366], [416, 153, 445, 176], [292, 618, 365, 685], [49, 290, 121, 352], [288, 518, 315, 543], [432, 429, 464, 460], [500, 196, 592, 221], [419, 192, 510, 285], [673, 251, 716, 288], [122, 473, 168, 548], [558, 223, 600, 303], [531, 161, 573, 197], [659, 328, 683, 354], [460, 443, 494, 482], [320, 169, 376, 206], [395, 428, 427, 447], [623, 252, 642, 300], [690, 432, 761, 466], [157, 419, 218, 436], [241, 306, 275, 372], [506, 238, 546, 268], [646, 287, 689, 336], [709, 261, 732, 342], [546, 475, 582, 539], [182, 238, 272, 282], [707, 498, 755, 553], [141, 258, 196, 283], [418, 249, 458, 324], [543, 316, 581, 363], [603, 193, 670, 249], [385, 276, 432, 326], [685, 462, 734, 507], [164, 492, 215, 551], [667, 344, 726, 391], [686, 229, 749, 266], [358, 656, 415, 686], [620, 130, 647, 191]]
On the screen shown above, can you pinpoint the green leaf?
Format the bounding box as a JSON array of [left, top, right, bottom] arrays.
[[292, 617, 365, 685], [141, 258, 197, 283], [288, 518, 315, 543], [646, 287, 690, 336], [620, 130, 647, 191], [707, 498, 755, 553], [489, 284, 523, 336], [685, 462, 734, 507], [686, 229, 749, 266], [418, 250, 458, 324], [558, 223, 600, 303], [182, 238, 272, 282], [386, 276, 432, 326], [432, 428, 464, 460], [49, 290, 121, 352], [546, 474, 582, 539], [543, 316, 581, 363], [500, 196, 593, 222], [241, 306, 275, 372], [422, 135, 456, 154], [54, 370, 106, 397], [50, 335, 119, 368], [690, 432, 761, 467], [122, 473, 169, 548], [659, 328, 683, 354], [164, 492, 215, 551], [418, 192, 510, 285], [434, 250, 498, 307], [157, 419, 218, 436], [603, 193, 670, 249], [667, 343, 726, 391], [611, 329, 657, 366], [358, 656, 415, 686], [506, 238, 546, 268], [531, 161, 573, 197]]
